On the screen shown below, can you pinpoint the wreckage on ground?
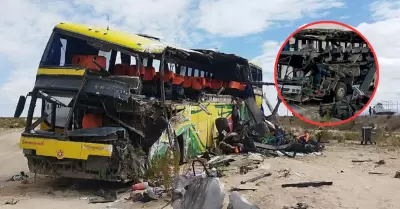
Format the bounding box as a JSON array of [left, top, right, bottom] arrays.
[[14, 23, 286, 182], [277, 28, 376, 119]]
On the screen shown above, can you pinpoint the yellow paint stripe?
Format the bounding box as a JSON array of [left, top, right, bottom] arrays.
[[37, 68, 85, 76], [55, 23, 164, 53], [20, 136, 112, 160]]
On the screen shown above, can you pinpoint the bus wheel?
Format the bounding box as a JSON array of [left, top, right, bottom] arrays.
[[334, 82, 347, 102]]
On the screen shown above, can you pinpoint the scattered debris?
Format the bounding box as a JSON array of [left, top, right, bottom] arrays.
[[240, 172, 272, 184], [375, 160, 386, 165], [239, 165, 259, 175], [171, 160, 225, 209], [129, 193, 144, 202], [230, 184, 258, 192], [7, 171, 28, 181], [281, 181, 333, 188], [132, 182, 150, 191], [145, 187, 165, 201], [208, 156, 235, 168], [228, 191, 260, 209], [4, 199, 19, 205], [394, 171, 400, 179], [283, 202, 309, 209], [247, 152, 264, 163], [352, 159, 372, 163], [89, 189, 118, 204], [278, 169, 291, 178], [209, 167, 223, 177], [368, 172, 385, 175]]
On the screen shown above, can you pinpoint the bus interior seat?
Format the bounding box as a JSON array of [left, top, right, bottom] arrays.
[[331, 46, 344, 61], [361, 47, 370, 53], [183, 76, 193, 89], [210, 79, 224, 90], [226, 81, 246, 96], [181, 76, 204, 98], [172, 75, 185, 99], [155, 71, 175, 99], [143, 66, 156, 81], [72, 55, 107, 71], [72, 55, 85, 65], [82, 113, 103, 129], [205, 78, 212, 88], [126, 65, 140, 76], [113, 64, 128, 75], [351, 47, 362, 54], [191, 77, 206, 91], [142, 66, 157, 96]]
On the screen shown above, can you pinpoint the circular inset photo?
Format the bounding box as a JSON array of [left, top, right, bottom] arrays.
[[274, 21, 379, 126]]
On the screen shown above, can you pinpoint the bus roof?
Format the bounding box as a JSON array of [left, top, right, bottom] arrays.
[[55, 22, 202, 55], [54, 23, 263, 78], [293, 28, 365, 43]]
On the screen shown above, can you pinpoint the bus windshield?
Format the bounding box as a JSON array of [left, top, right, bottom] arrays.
[[40, 31, 112, 69]]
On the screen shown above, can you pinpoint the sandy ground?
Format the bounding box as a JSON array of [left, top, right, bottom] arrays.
[[1, 129, 400, 209], [288, 103, 343, 123]]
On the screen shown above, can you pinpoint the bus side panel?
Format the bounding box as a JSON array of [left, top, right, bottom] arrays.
[[19, 136, 113, 160]]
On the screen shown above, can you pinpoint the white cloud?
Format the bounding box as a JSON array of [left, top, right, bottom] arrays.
[[370, 0, 400, 20], [252, 41, 290, 116], [356, 0, 400, 111], [2, 0, 399, 119], [0, 0, 200, 116], [357, 16, 400, 105], [0, 0, 349, 117], [197, 0, 344, 37], [339, 15, 351, 19]]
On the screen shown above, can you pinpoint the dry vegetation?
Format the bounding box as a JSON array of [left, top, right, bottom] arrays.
[[279, 115, 400, 147], [279, 115, 400, 131], [0, 117, 25, 129], [145, 149, 182, 194]]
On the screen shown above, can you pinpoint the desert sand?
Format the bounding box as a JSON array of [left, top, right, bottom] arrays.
[[1, 128, 400, 209]]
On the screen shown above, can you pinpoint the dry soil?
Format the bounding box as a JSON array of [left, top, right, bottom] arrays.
[[1, 129, 400, 209]]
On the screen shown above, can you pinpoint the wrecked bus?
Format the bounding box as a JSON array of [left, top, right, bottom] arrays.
[[277, 28, 376, 104], [14, 23, 265, 182]]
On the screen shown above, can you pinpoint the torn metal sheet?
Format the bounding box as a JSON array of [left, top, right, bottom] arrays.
[[228, 191, 260, 209], [171, 175, 225, 209], [66, 127, 126, 138]]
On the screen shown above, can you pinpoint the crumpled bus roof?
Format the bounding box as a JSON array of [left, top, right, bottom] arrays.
[[293, 28, 365, 43], [55, 22, 204, 55], [54, 23, 263, 78]]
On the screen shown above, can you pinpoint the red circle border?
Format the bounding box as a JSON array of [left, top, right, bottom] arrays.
[[273, 20, 380, 127]]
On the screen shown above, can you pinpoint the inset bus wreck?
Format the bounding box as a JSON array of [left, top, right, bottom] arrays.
[[14, 23, 279, 182], [277, 28, 377, 120]]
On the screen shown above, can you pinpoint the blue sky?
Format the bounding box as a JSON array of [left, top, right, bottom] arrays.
[[0, 0, 400, 116]]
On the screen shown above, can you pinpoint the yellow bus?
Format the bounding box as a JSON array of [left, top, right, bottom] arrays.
[[14, 23, 265, 182]]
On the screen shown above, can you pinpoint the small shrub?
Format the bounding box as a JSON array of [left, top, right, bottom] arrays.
[[344, 132, 360, 141], [0, 117, 26, 128], [145, 148, 181, 194], [316, 129, 333, 141], [336, 135, 345, 143]]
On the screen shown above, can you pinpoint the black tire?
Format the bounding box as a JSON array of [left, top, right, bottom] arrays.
[[334, 82, 347, 102], [215, 118, 230, 134]]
